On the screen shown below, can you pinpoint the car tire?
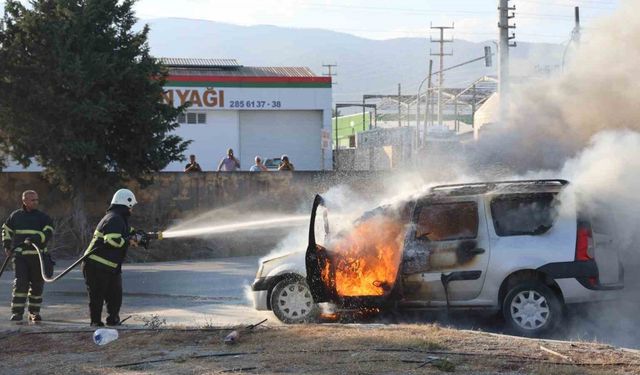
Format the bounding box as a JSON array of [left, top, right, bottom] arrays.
[[502, 281, 562, 337], [270, 277, 319, 324]]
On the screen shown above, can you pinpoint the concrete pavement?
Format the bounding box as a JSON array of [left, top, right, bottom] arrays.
[[0, 256, 274, 328]]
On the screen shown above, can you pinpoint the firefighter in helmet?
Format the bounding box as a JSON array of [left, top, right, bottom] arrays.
[[2, 190, 54, 322], [82, 188, 140, 327]]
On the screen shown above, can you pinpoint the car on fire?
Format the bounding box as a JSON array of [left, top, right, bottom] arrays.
[[252, 179, 624, 336]]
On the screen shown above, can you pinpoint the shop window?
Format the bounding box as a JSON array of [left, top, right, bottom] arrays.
[[177, 112, 206, 125], [415, 202, 478, 241]]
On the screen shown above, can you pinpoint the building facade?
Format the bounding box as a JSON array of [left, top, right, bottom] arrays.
[[162, 58, 333, 171], [2, 58, 333, 172]]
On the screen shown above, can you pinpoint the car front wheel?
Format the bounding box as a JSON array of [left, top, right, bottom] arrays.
[[270, 277, 319, 324], [502, 281, 562, 337]]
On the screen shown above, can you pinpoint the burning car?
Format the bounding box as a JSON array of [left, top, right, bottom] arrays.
[[252, 179, 624, 336]]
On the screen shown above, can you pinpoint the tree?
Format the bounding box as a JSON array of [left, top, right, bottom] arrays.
[[0, 0, 190, 248]]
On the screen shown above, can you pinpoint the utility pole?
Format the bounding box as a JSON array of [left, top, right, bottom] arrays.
[[398, 83, 402, 127], [562, 7, 581, 71], [322, 63, 338, 85], [572, 7, 581, 44], [431, 24, 454, 127], [498, 0, 516, 124], [425, 59, 433, 130]]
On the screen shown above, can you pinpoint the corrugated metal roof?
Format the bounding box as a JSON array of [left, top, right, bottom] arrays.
[[160, 58, 242, 69], [167, 66, 319, 78]]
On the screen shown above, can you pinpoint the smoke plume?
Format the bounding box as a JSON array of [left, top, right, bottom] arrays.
[[474, 0, 640, 173]]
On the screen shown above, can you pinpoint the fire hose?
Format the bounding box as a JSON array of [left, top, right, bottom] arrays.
[[0, 231, 163, 283]]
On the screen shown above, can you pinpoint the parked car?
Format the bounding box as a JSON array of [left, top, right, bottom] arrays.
[[264, 158, 281, 171], [252, 179, 624, 336]]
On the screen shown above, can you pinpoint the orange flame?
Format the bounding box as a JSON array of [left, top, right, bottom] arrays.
[[323, 216, 406, 297]]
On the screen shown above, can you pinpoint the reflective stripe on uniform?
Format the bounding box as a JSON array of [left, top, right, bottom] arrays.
[[11, 303, 25, 308], [13, 293, 28, 298], [2, 224, 13, 240], [28, 303, 41, 307], [88, 254, 118, 268], [43, 225, 54, 233], [19, 250, 46, 255], [84, 229, 124, 268], [28, 294, 42, 300], [14, 229, 45, 243], [84, 230, 125, 252], [103, 233, 125, 248], [83, 232, 100, 256]]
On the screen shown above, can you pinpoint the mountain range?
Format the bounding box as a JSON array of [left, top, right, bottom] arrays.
[[141, 18, 566, 103]]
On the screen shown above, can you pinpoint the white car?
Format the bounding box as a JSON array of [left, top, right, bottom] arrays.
[[252, 179, 624, 336]]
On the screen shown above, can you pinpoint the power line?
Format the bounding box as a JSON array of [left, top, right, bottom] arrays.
[[517, 0, 616, 8], [300, 2, 611, 19]]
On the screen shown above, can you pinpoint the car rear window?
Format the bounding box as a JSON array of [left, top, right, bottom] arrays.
[[490, 193, 558, 236], [415, 201, 478, 241]]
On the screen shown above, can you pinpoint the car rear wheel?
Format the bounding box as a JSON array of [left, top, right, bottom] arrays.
[[270, 277, 319, 324], [502, 281, 562, 337]]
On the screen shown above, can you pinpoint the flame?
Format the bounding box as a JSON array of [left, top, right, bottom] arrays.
[[323, 216, 406, 297], [319, 312, 339, 321]]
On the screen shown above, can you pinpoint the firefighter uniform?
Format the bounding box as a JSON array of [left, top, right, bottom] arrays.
[[82, 204, 135, 326], [2, 208, 54, 319]]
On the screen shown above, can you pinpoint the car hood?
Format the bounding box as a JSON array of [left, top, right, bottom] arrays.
[[261, 251, 300, 265]]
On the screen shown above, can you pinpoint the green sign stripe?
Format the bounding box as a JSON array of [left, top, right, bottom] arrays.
[[165, 81, 331, 88]]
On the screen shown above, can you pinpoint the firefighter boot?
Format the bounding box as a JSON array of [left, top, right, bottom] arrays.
[[106, 315, 121, 326], [29, 313, 42, 322], [10, 314, 22, 321]]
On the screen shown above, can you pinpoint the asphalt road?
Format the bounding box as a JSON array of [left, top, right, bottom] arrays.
[[0, 256, 273, 328], [0, 255, 638, 349]]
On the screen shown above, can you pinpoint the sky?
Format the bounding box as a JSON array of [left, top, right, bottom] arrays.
[[132, 0, 619, 43], [0, 0, 620, 43]]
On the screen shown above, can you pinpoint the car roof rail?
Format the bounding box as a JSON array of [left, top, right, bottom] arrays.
[[429, 179, 569, 195]]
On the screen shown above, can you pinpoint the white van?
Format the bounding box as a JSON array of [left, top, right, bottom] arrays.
[[252, 179, 624, 336]]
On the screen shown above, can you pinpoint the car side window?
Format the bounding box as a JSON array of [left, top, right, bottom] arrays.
[[414, 202, 479, 241], [490, 193, 558, 236]]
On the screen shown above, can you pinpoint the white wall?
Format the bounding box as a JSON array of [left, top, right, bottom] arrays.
[[239, 111, 323, 171], [164, 110, 239, 171]]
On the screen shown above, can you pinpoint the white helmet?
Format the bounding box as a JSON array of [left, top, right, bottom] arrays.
[[111, 188, 137, 208]]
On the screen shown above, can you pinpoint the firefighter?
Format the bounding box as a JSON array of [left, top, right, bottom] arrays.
[[82, 188, 140, 327], [2, 190, 54, 322]]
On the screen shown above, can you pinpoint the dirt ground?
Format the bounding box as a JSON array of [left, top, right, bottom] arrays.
[[1, 322, 639, 375]]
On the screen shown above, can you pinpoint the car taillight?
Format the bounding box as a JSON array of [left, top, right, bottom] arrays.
[[575, 225, 594, 261]]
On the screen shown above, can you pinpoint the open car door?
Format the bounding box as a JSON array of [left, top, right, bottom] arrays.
[[305, 194, 336, 303], [306, 195, 410, 308]]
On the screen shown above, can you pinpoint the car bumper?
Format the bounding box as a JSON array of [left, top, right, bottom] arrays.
[[252, 277, 271, 310], [252, 290, 270, 310], [556, 278, 623, 304]]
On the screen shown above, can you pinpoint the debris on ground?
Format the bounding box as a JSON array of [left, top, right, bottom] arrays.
[[223, 318, 268, 345], [0, 323, 638, 374]]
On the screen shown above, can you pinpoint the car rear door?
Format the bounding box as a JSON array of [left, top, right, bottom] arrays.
[[590, 209, 623, 286], [401, 196, 491, 302]]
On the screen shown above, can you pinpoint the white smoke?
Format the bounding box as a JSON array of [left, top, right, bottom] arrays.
[[473, 0, 640, 173]]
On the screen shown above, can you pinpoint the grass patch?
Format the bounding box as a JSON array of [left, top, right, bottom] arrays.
[[433, 358, 456, 372]]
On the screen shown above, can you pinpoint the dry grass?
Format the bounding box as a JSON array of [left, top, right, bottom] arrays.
[[0, 324, 638, 374]]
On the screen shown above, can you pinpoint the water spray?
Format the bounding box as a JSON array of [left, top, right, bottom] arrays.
[[161, 215, 309, 239], [0, 215, 308, 282]]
